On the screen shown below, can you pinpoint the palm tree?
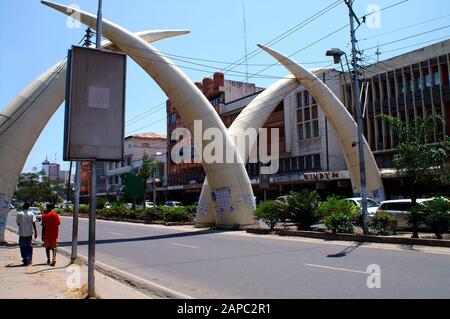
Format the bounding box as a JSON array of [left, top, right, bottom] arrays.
[[138, 152, 162, 203]]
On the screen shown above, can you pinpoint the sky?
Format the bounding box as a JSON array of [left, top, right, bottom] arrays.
[[1, 0, 449, 172]]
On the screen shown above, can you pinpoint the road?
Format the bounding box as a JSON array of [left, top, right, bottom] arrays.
[[6, 212, 450, 298]]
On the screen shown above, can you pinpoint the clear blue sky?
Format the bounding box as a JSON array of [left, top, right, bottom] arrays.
[[1, 0, 449, 172]]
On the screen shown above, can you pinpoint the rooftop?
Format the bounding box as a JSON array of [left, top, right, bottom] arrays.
[[126, 132, 167, 140]]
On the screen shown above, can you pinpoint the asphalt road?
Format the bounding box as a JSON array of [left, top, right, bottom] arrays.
[[6, 212, 450, 298]]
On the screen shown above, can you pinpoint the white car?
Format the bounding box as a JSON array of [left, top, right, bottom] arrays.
[[345, 197, 379, 217], [28, 207, 42, 221], [164, 201, 182, 207], [145, 201, 155, 208], [375, 198, 435, 229]]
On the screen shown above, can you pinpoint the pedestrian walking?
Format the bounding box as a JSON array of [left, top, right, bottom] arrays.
[[16, 202, 37, 266], [41, 204, 61, 266]]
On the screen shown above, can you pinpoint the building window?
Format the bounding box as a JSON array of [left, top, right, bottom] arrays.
[[433, 71, 440, 86], [424, 73, 431, 88], [305, 156, 312, 170], [313, 154, 321, 169], [127, 156, 132, 166], [297, 92, 319, 141], [142, 142, 150, 148], [169, 112, 177, 124], [296, 93, 302, 108], [114, 176, 119, 184]]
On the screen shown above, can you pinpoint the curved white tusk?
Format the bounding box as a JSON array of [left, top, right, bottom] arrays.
[[197, 75, 299, 226], [257, 44, 385, 201], [41, 0, 257, 228], [0, 29, 190, 242]]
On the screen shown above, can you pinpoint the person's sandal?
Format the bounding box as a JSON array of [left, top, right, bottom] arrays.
[[51, 259, 56, 266]]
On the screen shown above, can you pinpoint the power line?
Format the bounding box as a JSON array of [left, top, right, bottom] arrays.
[[360, 13, 450, 42], [221, 0, 343, 74], [362, 25, 450, 51]]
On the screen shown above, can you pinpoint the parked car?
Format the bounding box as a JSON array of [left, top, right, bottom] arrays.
[[145, 201, 155, 208], [375, 198, 435, 229], [345, 197, 379, 217], [104, 202, 112, 209], [164, 201, 183, 207], [276, 195, 288, 202], [28, 207, 42, 221]]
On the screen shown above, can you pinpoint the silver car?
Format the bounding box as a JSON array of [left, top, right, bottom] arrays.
[[375, 198, 434, 229]]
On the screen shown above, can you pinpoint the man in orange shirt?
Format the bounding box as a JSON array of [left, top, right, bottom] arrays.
[[42, 204, 61, 266]]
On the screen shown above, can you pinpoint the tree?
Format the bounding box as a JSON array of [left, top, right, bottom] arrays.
[[254, 200, 286, 231], [122, 172, 144, 209], [138, 152, 162, 202], [14, 171, 66, 205], [383, 114, 450, 238], [286, 191, 320, 230]]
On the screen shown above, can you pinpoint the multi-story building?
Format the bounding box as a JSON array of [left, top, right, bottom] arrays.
[[105, 132, 166, 201], [164, 72, 264, 204], [41, 158, 62, 182], [162, 40, 450, 202]]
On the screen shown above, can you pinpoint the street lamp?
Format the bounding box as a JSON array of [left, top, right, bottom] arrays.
[[326, 47, 369, 234]]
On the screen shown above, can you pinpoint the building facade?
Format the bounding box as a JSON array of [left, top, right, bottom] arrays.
[[105, 132, 166, 201], [161, 40, 450, 202]]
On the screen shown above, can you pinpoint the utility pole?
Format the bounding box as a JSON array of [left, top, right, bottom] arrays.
[[71, 27, 93, 264], [87, 0, 102, 298], [346, 0, 369, 234]]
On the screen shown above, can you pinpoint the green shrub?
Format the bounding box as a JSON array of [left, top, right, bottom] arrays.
[[324, 211, 355, 234], [63, 206, 72, 213], [286, 191, 320, 230], [96, 198, 107, 210], [254, 200, 286, 230], [79, 204, 89, 214], [406, 205, 426, 238], [369, 212, 394, 235], [162, 206, 195, 223], [320, 196, 357, 234], [423, 198, 450, 239]]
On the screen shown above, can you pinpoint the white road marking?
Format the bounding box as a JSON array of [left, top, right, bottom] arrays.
[[305, 263, 369, 274], [171, 243, 198, 249], [109, 232, 124, 236]]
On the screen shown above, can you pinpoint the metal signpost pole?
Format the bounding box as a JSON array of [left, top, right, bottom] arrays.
[[87, 0, 103, 299], [88, 161, 97, 298], [71, 161, 81, 262]]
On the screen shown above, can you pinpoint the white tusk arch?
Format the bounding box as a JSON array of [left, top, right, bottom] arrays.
[[197, 76, 299, 226], [257, 44, 385, 202], [41, 1, 257, 229], [0, 29, 190, 243]]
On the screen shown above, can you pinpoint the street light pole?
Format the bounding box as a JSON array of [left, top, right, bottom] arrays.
[[346, 0, 369, 234]]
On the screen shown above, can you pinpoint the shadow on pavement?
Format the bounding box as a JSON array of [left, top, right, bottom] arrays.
[[326, 241, 365, 258], [57, 228, 229, 247], [26, 263, 71, 274]]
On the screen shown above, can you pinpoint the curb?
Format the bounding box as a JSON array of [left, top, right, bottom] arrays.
[[6, 226, 192, 299], [58, 213, 195, 227], [246, 228, 450, 248]]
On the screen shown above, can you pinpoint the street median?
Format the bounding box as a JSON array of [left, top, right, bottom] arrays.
[[246, 228, 450, 248]]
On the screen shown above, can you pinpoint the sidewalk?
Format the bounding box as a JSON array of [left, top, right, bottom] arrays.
[[0, 229, 150, 299]]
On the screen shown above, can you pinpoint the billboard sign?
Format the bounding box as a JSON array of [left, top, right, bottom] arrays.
[[64, 46, 126, 161]]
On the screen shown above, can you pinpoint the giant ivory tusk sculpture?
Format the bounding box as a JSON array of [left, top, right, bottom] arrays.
[[257, 44, 385, 202], [0, 27, 191, 242], [41, 1, 257, 229], [197, 76, 299, 226]]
